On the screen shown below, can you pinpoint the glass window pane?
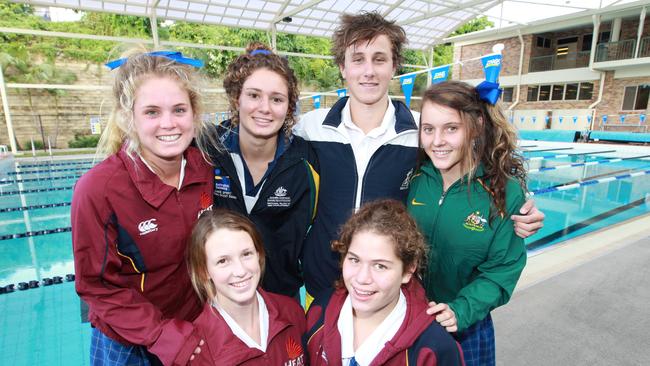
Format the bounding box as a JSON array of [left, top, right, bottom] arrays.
[[552, 85, 565, 100], [539, 85, 551, 101], [565, 83, 578, 100], [622, 86, 636, 110], [527, 86, 539, 101], [634, 85, 650, 110], [578, 82, 593, 100], [502, 87, 514, 102]]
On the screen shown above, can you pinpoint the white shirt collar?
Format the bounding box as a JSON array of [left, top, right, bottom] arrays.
[[138, 154, 187, 190], [212, 291, 269, 352], [337, 290, 407, 366], [341, 97, 394, 138]]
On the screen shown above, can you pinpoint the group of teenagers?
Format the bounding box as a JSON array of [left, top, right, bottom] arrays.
[[71, 11, 545, 366]]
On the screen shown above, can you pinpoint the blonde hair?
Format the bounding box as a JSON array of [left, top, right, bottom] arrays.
[[187, 209, 266, 303], [97, 47, 212, 162]]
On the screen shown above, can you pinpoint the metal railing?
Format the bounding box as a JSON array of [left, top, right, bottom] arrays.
[[595, 39, 636, 62], [639, 36, 650, 58], [528, 51, 590, 72]]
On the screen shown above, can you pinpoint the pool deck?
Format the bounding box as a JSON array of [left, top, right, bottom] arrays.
[[494, 212, 650, 365]]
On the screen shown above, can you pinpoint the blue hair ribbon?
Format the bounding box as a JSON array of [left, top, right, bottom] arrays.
[[476, 80, 502, 105], [105, 51, 204, 70], [249, 49, 272, 56]]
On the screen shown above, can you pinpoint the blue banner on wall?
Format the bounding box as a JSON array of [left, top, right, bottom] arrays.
[[336, 88, 347, 98], [619, 114, 626, 123], [602, 115, 608, 124], [399, 74, 417, 108], [545, 116, 550, 123], [430, 65, 450, 84], [532, 116, 537, 124], [641, 114, 646, 123], [312, 95, 321, 109], [559, 116, 564, 124], [587, 115, 592, 123], [572, 116, 578, 124], [520, 116, 525, 123]]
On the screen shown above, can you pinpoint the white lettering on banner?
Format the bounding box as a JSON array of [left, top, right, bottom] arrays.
[[433, 71, 446, 79], [485, 59, 501, 67], [138, 219, 158, 235], [401, 78, 412, 85]]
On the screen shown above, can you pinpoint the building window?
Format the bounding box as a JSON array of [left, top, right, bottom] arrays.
[[536, 36, 551, 48], [622, 85, 650, 110], [502, 87, 514, 103], [578, 82, 593, 100], [557, 36, 578, 45], [565, 83, 579, 100], [526, 82, 594, 102], [538, 85, 551, 101], [552, 85, 565, 100], [581, 32, 610, 51], [527, 86, 539, 101]]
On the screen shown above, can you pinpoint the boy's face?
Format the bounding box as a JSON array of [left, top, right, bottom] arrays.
[[340, 34, 396, 108]]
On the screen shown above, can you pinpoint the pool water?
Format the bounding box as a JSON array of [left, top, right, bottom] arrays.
[[1, 145, 649, 365]]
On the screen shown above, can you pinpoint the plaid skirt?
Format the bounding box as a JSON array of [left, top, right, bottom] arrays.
[[455, 314, 495, 366], [90, 327, 163, 366]]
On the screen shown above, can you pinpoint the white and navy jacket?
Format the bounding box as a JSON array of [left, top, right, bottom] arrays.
[[294, 97, 419, 295]]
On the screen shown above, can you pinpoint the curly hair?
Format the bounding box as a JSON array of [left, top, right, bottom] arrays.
[[97, 46, 211, 162], [187, 209, 266, 303], [331, 11, 407, 68], [222, 42, 299, 138], [331, 200, 428, 285], [417, 81, 527, 221]]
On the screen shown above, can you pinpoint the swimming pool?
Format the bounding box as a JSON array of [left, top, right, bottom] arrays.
[[1, 143, 649, 365]]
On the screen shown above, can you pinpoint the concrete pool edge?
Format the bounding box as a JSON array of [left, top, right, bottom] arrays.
[[517, 210, 650, 292]]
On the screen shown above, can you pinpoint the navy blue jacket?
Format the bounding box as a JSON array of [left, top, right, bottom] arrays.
[[206, 122, 319, 297], [295, 97, 419, 294]]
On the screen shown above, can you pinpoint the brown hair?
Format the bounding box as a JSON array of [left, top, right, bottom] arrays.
[[331, 199, 427, 286], [418, 81, 527, 220], [331, 11, 407, 68], [187, 209, 266, 303], [222, 42, 299, 137], [97, 46, 211, 162]]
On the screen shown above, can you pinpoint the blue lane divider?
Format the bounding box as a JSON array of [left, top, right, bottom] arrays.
[[8, 167, 91, 175], [0, 174, 81, 184], [529, 158, 620, 173], [524, 149, 617, 161], [529, 154, 650, 173], [0, 201, 71, 213], [530, 168, 650, 196], [0, 186, 73, 197], [0, 227, 71, 241], [16, 161, 94, 169]]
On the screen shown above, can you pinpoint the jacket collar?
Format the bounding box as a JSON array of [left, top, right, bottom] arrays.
[[322, 97, 417, 134], [200, 289, 296, 364], [118, 145, 208, 209], [321, 280, 433, 364]]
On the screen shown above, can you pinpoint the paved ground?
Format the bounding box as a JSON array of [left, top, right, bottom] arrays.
[[493, 233, 650, 365]]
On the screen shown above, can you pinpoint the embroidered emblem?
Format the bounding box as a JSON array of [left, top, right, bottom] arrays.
[[400, 168, 414, 190], [463, 211, 487, 232], [197, 192, 213, 219], [410, 198, 426, 206], [268, 186, 291, 207], [275, 186, 288, 197], [138, 218, 158, 236], [284, 337, 305, 366], [214, 168, 236, 199]]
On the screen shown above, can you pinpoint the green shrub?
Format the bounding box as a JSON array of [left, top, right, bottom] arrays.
[[68, 133, 100, 148], [22, 139, 44, 150]]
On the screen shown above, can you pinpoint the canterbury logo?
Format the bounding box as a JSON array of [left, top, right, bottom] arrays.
[[411, 198, 426, 206], [138, 219, 158, 235]]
